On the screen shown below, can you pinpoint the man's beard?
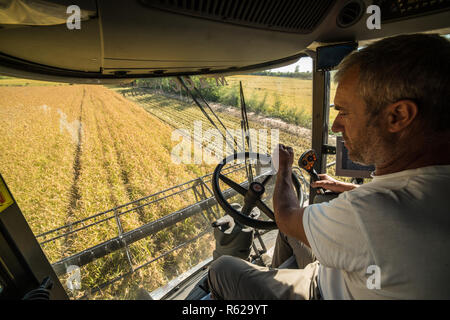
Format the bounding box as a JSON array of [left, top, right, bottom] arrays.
[[346, 136, 374, 166], [346, 122, 396, 167]]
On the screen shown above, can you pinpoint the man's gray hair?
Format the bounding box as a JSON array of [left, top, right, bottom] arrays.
[[335, 33, 450, 132]]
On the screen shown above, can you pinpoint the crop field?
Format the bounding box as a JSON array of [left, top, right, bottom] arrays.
[[0, 75, 338, 299], [225, 74, 338, 123], [0, 84, 222, 299], [117, 88, 313, 158], [0, 76, 65, 87], [116, 75, 338, 176], [135, 74, 338, 129]]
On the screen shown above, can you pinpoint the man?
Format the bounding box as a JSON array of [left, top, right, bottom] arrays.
[[207, 33, 450, 300]]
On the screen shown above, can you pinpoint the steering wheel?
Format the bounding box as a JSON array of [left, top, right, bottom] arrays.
[[212, 152, 302, 230]]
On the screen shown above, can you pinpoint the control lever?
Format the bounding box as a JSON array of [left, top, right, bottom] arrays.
[[211, 219, 230, 229], [298, 149, 325, 194]]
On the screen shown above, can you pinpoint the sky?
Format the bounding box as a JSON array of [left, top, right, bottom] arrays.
[[268, 56, 313, 73]]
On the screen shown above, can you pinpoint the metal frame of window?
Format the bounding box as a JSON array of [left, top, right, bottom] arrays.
[[308, 51, 331, 203]]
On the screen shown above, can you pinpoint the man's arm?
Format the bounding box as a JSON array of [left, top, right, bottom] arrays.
[[311, 174, 359, 193], [273, 145, 310, 247]]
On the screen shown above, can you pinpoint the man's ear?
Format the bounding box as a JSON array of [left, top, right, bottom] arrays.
[[385, 100, 418, 133]]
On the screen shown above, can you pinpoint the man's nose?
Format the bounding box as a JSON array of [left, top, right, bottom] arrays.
[[331, 117, 343, 133]]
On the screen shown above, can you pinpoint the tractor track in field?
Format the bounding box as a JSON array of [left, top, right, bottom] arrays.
[[61, 87, 86, 258]]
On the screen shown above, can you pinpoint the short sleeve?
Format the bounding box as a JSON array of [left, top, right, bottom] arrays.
[[303, 193, 372, 272]]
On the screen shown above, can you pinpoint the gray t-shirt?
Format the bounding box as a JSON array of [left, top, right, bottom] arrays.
[[303, 165, 450, 299]]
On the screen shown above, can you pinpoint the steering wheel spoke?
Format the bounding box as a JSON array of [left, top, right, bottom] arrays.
[[255, 199, 275, 220], [218, 174, 247, 196], [261, 173, 273, 186]]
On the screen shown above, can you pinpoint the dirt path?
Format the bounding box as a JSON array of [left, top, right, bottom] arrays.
[[208, 102, 337, 146]]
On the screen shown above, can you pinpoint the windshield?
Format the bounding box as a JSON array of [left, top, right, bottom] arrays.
[[0, 56, 342, 299]]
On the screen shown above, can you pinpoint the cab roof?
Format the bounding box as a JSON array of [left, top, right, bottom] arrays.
[[0, 0, 449, 83]]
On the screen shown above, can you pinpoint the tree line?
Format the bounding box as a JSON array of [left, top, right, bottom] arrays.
[[247, 70, 312, 80]]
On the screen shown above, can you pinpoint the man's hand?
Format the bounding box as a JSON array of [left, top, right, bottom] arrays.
[[273, 144, 294, 174], [311, 174, 359, 193], [273, 144, 310, 247]]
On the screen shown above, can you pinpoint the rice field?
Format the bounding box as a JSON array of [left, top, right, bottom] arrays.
[[0, 84, 219, 299], [0, 76, 66, 87]]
